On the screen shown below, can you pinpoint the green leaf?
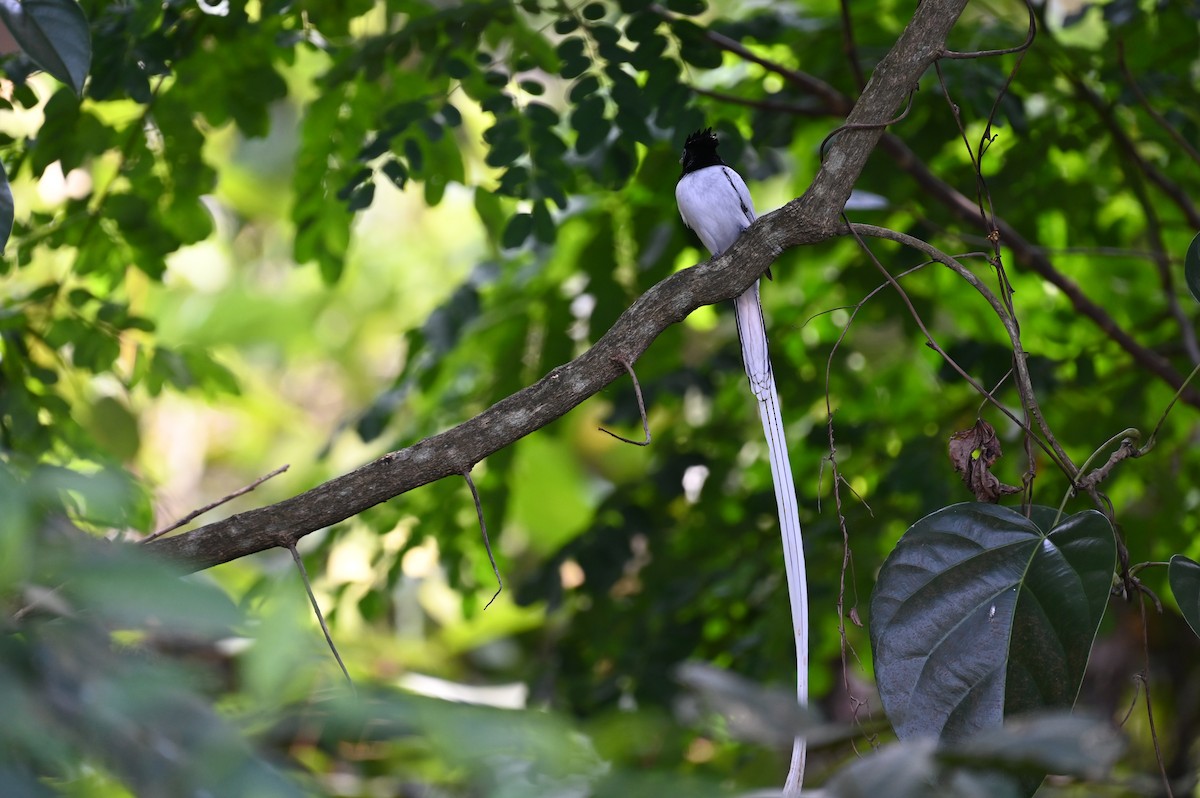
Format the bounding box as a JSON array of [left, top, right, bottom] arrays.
[[0, 0, 92, 95], [381, 158, 408, 189], [440, 102, 463, 128], [346, 181, 375, 212], [531, 199, 555, 244], [569, 75, 600, 104], [666, 0, 706, 14], [672, 19, 722, 70], [519, 79, 545, 96], [1169, 554, 1200, 639], [83, 396, 139, 463], [572, 95, 609, 155], [502, 212, 532, 249], [870, 503, 1115, 743], [1185, 231, 1200, 304], [474, 185, 505, 240]]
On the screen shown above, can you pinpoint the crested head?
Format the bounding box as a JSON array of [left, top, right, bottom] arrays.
[[680, 127, 724, 176]]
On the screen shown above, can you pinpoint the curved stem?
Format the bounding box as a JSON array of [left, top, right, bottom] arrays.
[[1052, 428, 1140, 527]]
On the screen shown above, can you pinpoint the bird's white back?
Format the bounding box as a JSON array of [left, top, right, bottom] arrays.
[[675, 165, 757, 256]]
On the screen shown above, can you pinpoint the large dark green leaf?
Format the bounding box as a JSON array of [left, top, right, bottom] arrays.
[[0, 0, 91, 95], [1169, 554, 1200, 640], [870, 503, 1115, 743], [1185, 231, 1200, 305]]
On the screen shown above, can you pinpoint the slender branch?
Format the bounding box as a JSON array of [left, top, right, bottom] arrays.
[[598, 357, 652, 446], [144, 464, 290, 543], [287, 542, 353, 686], [1139, 596, 1177, 798], [692, 87, 827, 117], [464, 470, 503, 609], [1145, 362, 1200, 448], [837, 0, 867, 92], [819, 88, 917, 162], [940, 0, 1036, 60], [1071, 77, 1200, 230], [653, 4, 851, 113], [1137, 184, 1200, 365], [1117, 40, 1200, 168], [1053, 428, 1141, 525]]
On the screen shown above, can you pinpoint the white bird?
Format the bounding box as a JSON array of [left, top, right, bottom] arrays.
[[675, 128, 809, 796]]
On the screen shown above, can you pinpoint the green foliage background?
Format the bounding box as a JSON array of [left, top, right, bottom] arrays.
[[2, 0, 1200, 794]]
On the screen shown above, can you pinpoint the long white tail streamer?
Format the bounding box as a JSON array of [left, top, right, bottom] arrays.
[[733, 284, 809, 795]]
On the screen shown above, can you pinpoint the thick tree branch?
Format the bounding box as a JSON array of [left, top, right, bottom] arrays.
[[147, 0, 971, 571]]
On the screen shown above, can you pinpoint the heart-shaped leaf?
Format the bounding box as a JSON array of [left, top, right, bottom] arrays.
[[871, 503, 1115, 743], [0, 0, 91, 95], [1169, 554, 1200, 640]]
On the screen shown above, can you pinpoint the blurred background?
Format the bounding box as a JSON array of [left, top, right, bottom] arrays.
[[2, 0, 1199, 794]]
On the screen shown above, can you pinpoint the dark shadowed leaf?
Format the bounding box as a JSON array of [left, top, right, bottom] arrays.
[[827, 713, 1123, 798], [1169, 554, 1200, 640], [871, 503, 1114, 743], [0, 159, 11, 254], [824, 738, 943, 798], [502, 212, 532, 249], [0, 0, 91, 95], [946, 713, 1124, 781], [531, 200, 555, 244], [1185, 231, 1200, 304]]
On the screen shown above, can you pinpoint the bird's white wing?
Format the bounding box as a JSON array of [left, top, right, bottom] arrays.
[[675, 166, 756, 255]]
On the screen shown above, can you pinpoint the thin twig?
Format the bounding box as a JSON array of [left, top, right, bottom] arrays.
[[598, 357, 652, 446], [287, 542, 353, 687], [1138, 595, 1176, 798], [1144, 362, 1200, 449], [820, 88, 917, 161], [464, 470, 503, 609], [1119, 672, 1143, 727], [1072, 76, 1200, 230], [652, 3, 851, 113], [940, 0, 1036, 59], [143, 465, 290, 543], [691, 87, 828, 117], [1105, 127, 1200, 364], [1053, 429, 1141, 525], [1117, 40, 1200, 168], [837, 0, 867, 92]]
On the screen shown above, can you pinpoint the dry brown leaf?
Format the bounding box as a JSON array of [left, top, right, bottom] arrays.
[[948, 419, 1021, 503]]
